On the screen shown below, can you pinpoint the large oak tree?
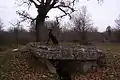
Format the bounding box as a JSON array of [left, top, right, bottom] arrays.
[[16, 0, 102, 42]]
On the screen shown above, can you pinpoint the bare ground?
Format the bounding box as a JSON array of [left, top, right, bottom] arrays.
[[0, 43, 120, 80]]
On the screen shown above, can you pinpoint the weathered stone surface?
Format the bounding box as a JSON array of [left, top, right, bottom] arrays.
[[19, 42, 106, 77], [21, 42, 105, 61]]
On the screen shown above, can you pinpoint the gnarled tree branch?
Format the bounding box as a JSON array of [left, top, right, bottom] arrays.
[[16, 10, 36, 25], [58, 7, 72, 18], [72, 0, 76, 5], [16, 10, 49, 24], [50, 0, 58, 8], [53, 5, 75, 12], [29, 0, 39, 8], [45, 0, 52, 5], [37, 0, 41, 4], [16, 10, 35, 21]]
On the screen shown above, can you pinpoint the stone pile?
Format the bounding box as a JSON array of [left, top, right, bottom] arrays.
[[19, 42, 106, 77], [20, 42, 105, 61]]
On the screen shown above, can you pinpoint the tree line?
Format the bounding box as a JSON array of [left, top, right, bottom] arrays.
[[0, 14, 120, 47], [0, 0, 120, 46]]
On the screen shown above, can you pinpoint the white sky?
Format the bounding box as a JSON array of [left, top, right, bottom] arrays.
[[0, 0, 120, 32]]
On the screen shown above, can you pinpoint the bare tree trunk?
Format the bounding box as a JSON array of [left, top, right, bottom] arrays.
[[14, 29, 19, 48], [80, 31, 87, 45], [35, 14, 45, 42], [35, 22, 40, 42]]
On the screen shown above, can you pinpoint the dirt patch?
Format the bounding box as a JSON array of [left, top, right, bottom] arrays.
[[0, 50, 58, 80]]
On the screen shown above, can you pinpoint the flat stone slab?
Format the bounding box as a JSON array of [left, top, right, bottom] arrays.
[[19, 42, 106, 74], [23, 42, 105, 60]]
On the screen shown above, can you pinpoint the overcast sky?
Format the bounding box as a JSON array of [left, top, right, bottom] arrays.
[[0, 0, 120, 32]]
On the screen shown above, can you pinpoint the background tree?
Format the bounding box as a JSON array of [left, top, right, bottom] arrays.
[[0, 18, 4, 31], [29, 21, 36, 39], [106, 25, 112, 37], [9, 21, 25, 47], [71, 6, 93, 44], [114, 15, 120, 42], [88, 26, 98, 32], [0, 18, 5, 45]]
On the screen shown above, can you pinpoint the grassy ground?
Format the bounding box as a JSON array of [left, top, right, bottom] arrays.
[[95, 43, 120, 53], [0, 43, 120, 80]]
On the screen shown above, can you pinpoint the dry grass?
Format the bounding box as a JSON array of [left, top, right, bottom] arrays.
[[95, 43, 120, 53]]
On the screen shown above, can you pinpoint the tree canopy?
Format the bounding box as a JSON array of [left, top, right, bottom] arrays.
[[16, 0, 103, 42]]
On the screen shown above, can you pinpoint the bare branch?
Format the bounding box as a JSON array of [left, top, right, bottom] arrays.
[[50, 0, 58, 7], [9, 21, 22, 29], [45, 0, 52, 5], [29, 0, 39, 8], [37, 0, 41, 4], [16, 11, 35, 21], [16, 10, 49, 24], [71, 6, 93, 33], [16, 10, 36, 25], [41, 0, 44, 5], [57, 7, 72, 19], [72, 0, 76, 6], [58, 7, 67, 15], [115, 15, 120, 28], [53, 5, 75, 12], [16, 0, 32, 9], [52, 3, 75, 19]]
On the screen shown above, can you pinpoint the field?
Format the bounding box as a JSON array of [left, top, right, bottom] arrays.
[[95, 43, 120, 53], [0, 43, 120, 80]]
